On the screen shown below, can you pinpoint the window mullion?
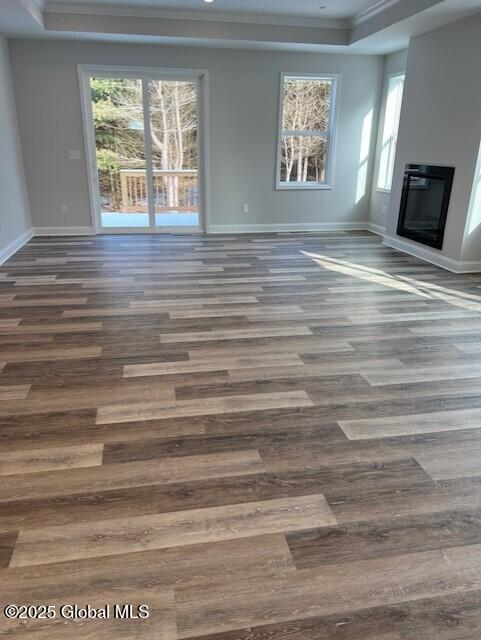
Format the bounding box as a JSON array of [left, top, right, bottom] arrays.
[[282, 130, 328, 138]]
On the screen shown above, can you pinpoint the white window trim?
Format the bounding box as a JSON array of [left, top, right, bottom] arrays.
[[376, 72, 405, 193], [276, 72, 340, 191]]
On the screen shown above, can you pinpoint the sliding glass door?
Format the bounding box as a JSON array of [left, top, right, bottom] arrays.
[[149, 80, 199, 229], [84, 69, 203, 232], [90, 77, 149, 229]]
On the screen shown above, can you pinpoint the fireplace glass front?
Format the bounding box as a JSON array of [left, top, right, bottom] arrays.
[[397, 164, 455, 249]]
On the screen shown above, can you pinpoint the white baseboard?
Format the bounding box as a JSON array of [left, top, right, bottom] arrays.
[[0, 228, 34, 265], [456, 260, 481, 273], [366, 222, 385, 236], [383, 234, 481, 273], [32, 226, 95, 236], [208, 222, 368, 234]]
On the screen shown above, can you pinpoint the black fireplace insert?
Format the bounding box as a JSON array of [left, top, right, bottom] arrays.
[[397, 164, 455, 249]]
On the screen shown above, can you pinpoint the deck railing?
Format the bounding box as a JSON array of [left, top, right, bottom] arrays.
[[118, 169, 198, 212]]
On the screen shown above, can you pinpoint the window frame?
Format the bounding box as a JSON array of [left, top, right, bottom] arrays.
[[377, 72, 405, 193], [276, 72, 340, 191]]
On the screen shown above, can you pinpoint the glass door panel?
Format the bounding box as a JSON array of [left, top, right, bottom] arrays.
[[148, 80, 200, 229], [90, 77, 149, 229]]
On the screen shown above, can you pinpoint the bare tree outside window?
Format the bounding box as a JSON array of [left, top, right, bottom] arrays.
[[90, 77, 198, 216], [278, 76, 336, 187], [149, 80, 198, 213], [91, 78, 147, 213]]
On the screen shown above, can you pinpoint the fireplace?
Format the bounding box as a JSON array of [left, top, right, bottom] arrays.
[[397, 164, 455, 249]]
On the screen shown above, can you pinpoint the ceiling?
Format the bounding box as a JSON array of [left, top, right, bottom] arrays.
[[41, 0, 382, 20], [2, 0, 481, 54]]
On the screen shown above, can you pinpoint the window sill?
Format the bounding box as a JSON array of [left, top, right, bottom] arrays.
[[377, 187, 392, 194], [276, 183, 332, 191]]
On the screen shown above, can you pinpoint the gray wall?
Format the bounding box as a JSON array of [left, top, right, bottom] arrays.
[[0, 36, 31, 259], [9, 38, 383, 232], [368, 48, 407, 230], [384, 13, 481, 262]]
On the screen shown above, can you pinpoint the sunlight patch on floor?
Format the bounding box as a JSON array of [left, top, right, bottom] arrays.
[[302, 250, 481, 313]]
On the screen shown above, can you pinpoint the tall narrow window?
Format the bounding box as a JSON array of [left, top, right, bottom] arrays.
[[378, 74, 405, 191], [277, 74, 338, 189]]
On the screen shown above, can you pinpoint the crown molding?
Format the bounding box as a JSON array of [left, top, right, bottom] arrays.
[[43, 2, 348, 29], [351, 0, 403, 27], [21, 0, 45, 27]]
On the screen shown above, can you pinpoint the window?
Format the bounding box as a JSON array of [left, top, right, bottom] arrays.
[[377, 74, 405, 191], [277, 73, 338, 189]]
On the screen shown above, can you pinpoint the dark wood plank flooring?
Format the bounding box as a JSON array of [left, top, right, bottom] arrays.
[[1, 231, 481, 638]]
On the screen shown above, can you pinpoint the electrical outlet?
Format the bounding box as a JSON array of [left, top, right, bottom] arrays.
[[60, 205, 69, 215], [243, 203, 249, 214], [382, 205, 388, 214]]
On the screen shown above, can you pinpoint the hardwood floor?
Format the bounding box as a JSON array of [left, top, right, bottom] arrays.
[[1, 231, 481, 638]]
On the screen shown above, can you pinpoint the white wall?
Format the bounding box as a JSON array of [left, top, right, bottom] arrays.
[[9, 39, 383, 232], [384, 13, 481, 264], [0, 36, 31, 261], [368, 48, 407, 231]]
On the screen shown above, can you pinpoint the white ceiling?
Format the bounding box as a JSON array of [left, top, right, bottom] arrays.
[[42, 0, 382, 20], [1, 0, 481, 55]]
